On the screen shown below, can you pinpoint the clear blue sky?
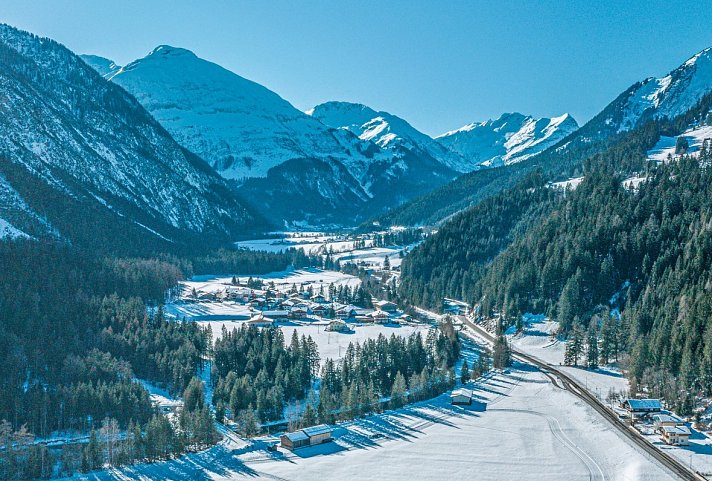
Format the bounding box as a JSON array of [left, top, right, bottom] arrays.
[[3, 1, 711, 135]]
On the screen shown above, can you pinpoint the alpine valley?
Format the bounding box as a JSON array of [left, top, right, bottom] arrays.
[[4, 12, 712, 481]]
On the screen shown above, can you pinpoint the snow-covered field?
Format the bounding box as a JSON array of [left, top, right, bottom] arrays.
[[548, 176, 584, 191], [235, 233, 363, 255], [61, 363, 675, 481], [508, 316, 630, 401], [647, 125, 712, 163], [235, 232, 410, 269], [507, 316, 712, 476]]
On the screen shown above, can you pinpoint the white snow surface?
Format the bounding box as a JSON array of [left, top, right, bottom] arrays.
[[60, 365, 674, 480], [436, 112, 579, 168], [508, 316, 630, 399]]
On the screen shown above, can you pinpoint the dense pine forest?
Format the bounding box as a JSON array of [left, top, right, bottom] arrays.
[[0, 240, 319, 478], [210, 319, 460, 435]]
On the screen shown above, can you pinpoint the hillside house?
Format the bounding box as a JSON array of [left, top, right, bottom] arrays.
[[375, 300, 397, 312], [652, 414, 685, 431], [370, 310, 391, 323], [622, 399, 662, 419], [290, 307, 308, 319], [661, 425, 691, 446], [310, 294, 327, 304]]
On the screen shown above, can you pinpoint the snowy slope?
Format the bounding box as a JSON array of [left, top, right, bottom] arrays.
[[0, 24, 266, 245], [89, 47, 380, 181], [436, 112, 579, 168], [80, 54, 120, 78], [309, 101, 468, 172], [647, 124, 712, 163]]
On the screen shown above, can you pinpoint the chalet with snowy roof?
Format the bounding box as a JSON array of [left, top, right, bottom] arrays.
[[450, 388, 474, 405], [652, 414, 685, 431], [290, 307, 309, 319], [370, 310, 391, 323], [335, 306, 356, 320], [247, 314, 274, 327], [661, 425, 690, 446], [622, 399, 662, 418], [326, 320, 351, 333], [310, 293, 327, 304], [311, 305, 328, 317]]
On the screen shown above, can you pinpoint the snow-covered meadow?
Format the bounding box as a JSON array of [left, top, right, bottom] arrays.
[[60, 364, 676, 481], [235, 231, 410, 269]]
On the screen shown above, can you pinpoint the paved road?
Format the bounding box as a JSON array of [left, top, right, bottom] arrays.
[[458, 315, 706, 481]]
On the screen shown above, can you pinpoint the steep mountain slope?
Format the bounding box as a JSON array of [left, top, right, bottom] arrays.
[[84, 50, 457, 226], [0, 25, 268, 251], [309, 101, 468, 172], [560, 46, 712, 149], [87, 47, 381, 181], [436, 112, 578, 168]]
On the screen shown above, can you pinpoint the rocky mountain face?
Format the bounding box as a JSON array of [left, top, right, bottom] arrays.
[[0, 25, 268, 250]]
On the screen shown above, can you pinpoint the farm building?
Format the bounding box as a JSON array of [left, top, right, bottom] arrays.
[[451, 388, 474, 405], [661, 425, 691, 446], [280, 424, 333, 450], [280, 431, 310, 450], [302, 424, 333, 445], [622, 399, 662, 418]]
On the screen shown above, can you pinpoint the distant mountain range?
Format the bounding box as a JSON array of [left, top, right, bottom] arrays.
[[82, 49, 577, 226], [436, 113, 579, 168], [2, 21, 710, 244]]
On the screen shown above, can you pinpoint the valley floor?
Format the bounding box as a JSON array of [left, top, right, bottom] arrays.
[[61, 363, 674, 481]]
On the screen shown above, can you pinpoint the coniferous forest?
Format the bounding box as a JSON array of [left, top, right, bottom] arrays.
[[400, 93, 712, 412]]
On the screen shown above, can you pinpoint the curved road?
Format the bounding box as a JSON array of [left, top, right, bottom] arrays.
[[458, 316, 706, 481]]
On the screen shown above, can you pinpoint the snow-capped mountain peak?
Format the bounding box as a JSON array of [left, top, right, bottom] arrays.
[[599, 46, 712, 133], [436, 112, 579, 167], [84, 46, 381, 181], [309, 101, 468, 172]]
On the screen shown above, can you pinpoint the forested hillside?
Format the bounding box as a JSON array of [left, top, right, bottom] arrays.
[[401, 95, 712, 407]]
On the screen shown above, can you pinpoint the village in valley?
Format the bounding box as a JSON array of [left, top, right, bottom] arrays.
[[135, 230, 712, 480]]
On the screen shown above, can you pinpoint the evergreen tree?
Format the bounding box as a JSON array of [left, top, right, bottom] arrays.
[[564, 323, 585, 366], [460, 359, 471, 384], [587, 326, 599, 369]]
